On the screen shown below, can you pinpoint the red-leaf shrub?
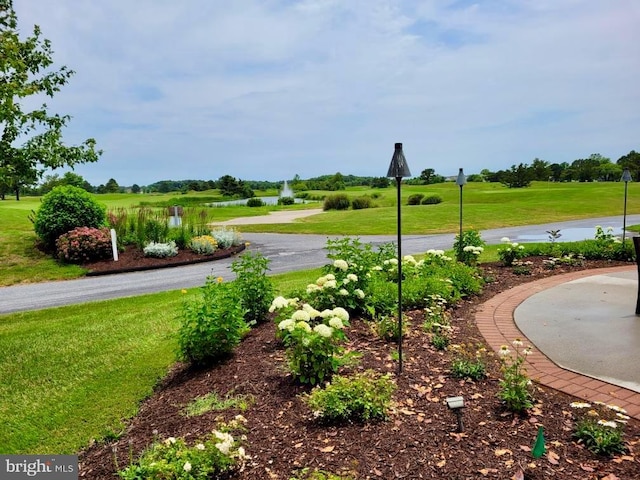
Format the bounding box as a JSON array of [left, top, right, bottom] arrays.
[[56, 227, 113, 263]]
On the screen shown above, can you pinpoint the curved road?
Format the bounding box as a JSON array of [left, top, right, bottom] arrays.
[[1, 215, 638, 314]]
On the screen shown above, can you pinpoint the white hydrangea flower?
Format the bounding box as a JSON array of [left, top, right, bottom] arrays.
[[323, 280, 338, 289], [295, 321, 311, 332], [339, 288, 349, 296], [333, 259, 349, 271], [183, 462, 192, 472], [269, 296, 290, 312], [328, 317, 344, 329], [306, 284, 321, 293], [278, 319, 295, 331], [332, 307, 349, 321], [319, 309, 333, 318], [347, 273, 358, 282], [292, 310, 311, 322], [354, 289, 365, 299], [325, 274, 336, 281], [314, 324, 333, 337], [196, 443, 206, 450]]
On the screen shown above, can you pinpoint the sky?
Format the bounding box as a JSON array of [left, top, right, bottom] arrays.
[[14, 0, 640, 187]]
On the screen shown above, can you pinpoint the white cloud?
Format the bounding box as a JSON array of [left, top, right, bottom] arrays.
[[13, 0, 640, 185]]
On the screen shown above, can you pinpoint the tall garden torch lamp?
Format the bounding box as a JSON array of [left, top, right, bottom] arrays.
[[387, 143, 411, 373], [622, 168, 632, 243], [456, 168, 466, 259]]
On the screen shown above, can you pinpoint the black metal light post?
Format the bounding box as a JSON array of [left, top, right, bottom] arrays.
[[455, 168, 466, 259], [622, 168, 632, 243], [387, 143, 411, 374]]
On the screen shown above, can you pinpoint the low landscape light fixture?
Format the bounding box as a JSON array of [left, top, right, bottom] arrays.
[[621, 168, 632, 244], [387, 142, 411, 374], [445, 396, 465, 433], [455, 168, 466, 259]]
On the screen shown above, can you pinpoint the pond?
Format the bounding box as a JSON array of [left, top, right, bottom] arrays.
[[516, 226, 623, 243]]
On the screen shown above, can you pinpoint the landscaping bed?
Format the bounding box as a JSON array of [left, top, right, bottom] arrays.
[[77, 256, 640, 479]]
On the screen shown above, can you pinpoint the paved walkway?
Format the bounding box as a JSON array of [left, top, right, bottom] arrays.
[[476, 265, 640, 419]]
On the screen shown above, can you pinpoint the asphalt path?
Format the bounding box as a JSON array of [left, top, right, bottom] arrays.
[[1, 215, 638, 314]]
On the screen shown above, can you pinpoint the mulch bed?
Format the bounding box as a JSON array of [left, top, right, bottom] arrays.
[[78, 256, 640, 479], [82, 244, 246, 275]]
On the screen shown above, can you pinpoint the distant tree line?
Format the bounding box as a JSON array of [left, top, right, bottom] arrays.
[[15, 149, 639, 197]]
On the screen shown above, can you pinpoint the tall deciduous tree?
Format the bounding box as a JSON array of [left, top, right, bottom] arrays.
[[0, 0, 101, 200]]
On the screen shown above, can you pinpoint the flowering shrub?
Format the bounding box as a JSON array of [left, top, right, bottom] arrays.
[[231, 251, 274, 326], [116, 418, 248, 479], [211, 226, 242, 249], [453, 228, 485, 265], [143, 241, 178, 258], [305, 268, 366, 313], [280, 312, 351, 385], [56, 227, 112, 263], [177, 277, 249, 365], [594, 225, 618, 243], [497, 339, 534, 412], [497, 237, 526, 266], [304, 371, 396, 422], [570, 401, 629, 456], [189, 235, 217, 255]]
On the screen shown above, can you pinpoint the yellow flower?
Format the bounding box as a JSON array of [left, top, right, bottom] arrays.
[[181, 289, 187, 294], [217, 277, 223, 283]]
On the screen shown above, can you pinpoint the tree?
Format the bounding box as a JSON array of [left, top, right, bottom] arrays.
[[0, 0, 101, 200], [501, 163, 533, 188], [104, 178, 120, 193], [617, 150, 640, 182], [131, 183, 141, 194], [419, 168, 435, 184]]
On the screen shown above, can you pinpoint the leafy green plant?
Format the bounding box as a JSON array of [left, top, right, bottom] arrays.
[[231, 251, 274, 325], [177, 277, 249, 365], [431, 333, 450, 350], [289, 468, 355, 480], [304, 371, 395, 422], [143, 241, 178, 258], [374, 314, 407, 342], [189, 235, 218, 254], [184, 391, 252, 417], [512, 261, 532, 275], [56, 227, 113, 263], [116, 418, 248, 479], [33, 185, 106, 249], [278, 196, 295, 205], [497, 339, 534, 413], [570, 401, 629, 456], [453, 229, 486, 265], [449, 343, 488, 380], [497, 237, 527, 266]]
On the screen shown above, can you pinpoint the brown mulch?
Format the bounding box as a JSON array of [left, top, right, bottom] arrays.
[[78, 256, 640, 479], [82, 244, 246, 275]]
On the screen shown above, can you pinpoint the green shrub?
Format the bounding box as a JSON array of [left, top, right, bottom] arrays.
[[497, 238, 527, 266], [277, 196, 295, 205], [351, 196, 373, 210], [497, 340, 534, 413], [374, 314, 407, 342], [189, 235, 218, 255], [167, 225, 194, 250], [177, 277, 249, 365], [304, 371, 396, 422], [246, 197, 264, 207], [56, 227, 113, 263], [407, 193, 424, 205], [421, 195, 442, 205], [323, 194, 350, 211], [449, 343, 488, 381], [231, 251, 274, 326], [34, 185, 106, 249]]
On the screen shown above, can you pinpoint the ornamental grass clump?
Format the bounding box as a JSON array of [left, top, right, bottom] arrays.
[[189, 235, 217, 255], [304, 370, 396, 422], [56, 226, 112, 263], [570, 401, 629, 456], [143, 241, 178, 258], [497, 339, 534, 413], [116, 418, 248, 480]]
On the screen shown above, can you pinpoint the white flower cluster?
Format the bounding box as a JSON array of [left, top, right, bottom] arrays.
[[333, 259, 349, 271], [463, 245, 484, 255], [269, 296, 299, 312], [500, 237, 525, 250], [277, 306, 349, 336], [425, 249, 453, 261]]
